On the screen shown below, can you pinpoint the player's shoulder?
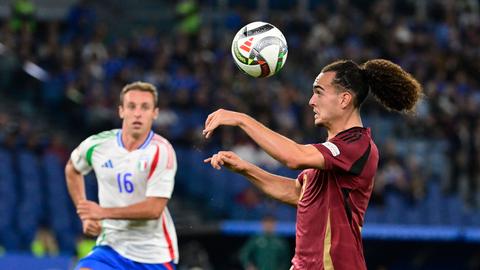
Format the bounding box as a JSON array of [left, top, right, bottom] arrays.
[[83, 129, 119, 147], [150, 132, 173, 147], [333, 127, 370, 145], [148, 132, 176, 159]]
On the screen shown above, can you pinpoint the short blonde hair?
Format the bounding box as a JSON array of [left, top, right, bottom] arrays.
[[119, 81, 158, 106]]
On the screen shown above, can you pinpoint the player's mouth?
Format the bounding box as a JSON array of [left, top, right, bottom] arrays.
[[132, 121, 142, 127]]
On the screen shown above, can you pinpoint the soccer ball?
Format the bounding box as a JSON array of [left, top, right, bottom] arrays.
[[231, 21, 288, 78]]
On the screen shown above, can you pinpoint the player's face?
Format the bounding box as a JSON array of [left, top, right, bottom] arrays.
[[119, 90, 158, 138], [309, 72, 346, 127]]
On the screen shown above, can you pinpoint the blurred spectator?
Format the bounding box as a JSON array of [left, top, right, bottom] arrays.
[[234, 186, 266, 220], [9, 0, 36, 33], [176, 0, 201, 36], [239, 216, 291, 270], [64, 0, 96, 42], [379, 157, 410, 196], [179, 241, 213, 270], [75, 236, 95, 260], [45, 134, 69, 163], [31, 227, 59, 257], [405, 154, 428, 204]]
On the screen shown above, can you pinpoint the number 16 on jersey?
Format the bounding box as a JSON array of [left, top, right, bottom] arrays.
[[117, 172, 134, 193]]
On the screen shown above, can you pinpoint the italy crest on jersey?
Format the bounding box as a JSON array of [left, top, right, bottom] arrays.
[[138, 157, 149, 172]]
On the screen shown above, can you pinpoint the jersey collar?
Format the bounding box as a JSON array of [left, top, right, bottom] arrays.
[[116, 130, 154, 150]]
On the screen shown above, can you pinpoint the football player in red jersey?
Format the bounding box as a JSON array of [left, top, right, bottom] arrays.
[[203, 59, 422, 270]]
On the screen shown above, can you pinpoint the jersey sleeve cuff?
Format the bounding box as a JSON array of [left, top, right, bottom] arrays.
[[145, 191, 172, 198], [70, 149, 91, 175], [312, 143, 333, 170]]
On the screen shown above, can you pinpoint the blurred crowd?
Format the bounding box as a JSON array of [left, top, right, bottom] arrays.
[[1, 0, 480, 257]]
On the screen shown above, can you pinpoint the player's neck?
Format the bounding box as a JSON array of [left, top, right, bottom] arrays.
[[121, 130, 150, 151], [326, 111, 363, 140]]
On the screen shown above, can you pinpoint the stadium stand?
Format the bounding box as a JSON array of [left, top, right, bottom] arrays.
[[1, 0, 480, 269]]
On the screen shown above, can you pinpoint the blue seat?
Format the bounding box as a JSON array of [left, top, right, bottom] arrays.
[[404, 204, 425, 225], [273, 203, 296, 221], [425, 182, 443, 225], [469, 211, 480, 226], [365, 205, 382, 224], [169, 110, 190, 140], [42, 153, 76, 253], [205, 169, 231, 213], [445, 195, 465, 226], [184, 150, 210, 198], [0, 149, 20, 250], [230, 201, 267, 220], [17, 150, 43, 247], [413, 199, 431, 225], [384, 192, 407, 224], [172, 146, 189, 193]]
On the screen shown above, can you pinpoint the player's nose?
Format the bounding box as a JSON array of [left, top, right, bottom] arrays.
[[308, 94, 316, 107], [134, 108, 142, 116]]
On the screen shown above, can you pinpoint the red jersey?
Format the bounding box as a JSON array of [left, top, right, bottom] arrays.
[[292, 127, 379, 270]]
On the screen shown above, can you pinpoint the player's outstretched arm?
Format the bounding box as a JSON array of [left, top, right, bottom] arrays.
[[203, 109, 325, 170], [205, 151, 300, 206], [77, 197, 168, 220]]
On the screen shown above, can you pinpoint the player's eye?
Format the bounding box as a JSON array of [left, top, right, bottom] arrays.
[[141, 103, 151, 110], [127, 103, 136, 110]]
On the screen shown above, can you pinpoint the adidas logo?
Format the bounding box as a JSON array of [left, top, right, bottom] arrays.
[[240, 37, 254, 53], [101, 160, 114, 168]]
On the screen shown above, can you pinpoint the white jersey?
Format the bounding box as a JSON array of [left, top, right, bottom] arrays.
[[71, 129, 179, 264]]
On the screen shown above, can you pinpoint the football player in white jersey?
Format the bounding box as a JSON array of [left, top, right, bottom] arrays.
[[65, 82, 179, 270]]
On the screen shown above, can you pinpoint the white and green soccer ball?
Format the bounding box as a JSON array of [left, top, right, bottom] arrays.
[[231, 21, 288, 78]]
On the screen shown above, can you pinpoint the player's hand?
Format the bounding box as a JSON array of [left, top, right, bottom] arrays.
[[203, 109, 244, 139], [82, 219, 102, 237], [204, 151, 248, 173], [77, 200, 106, 220]]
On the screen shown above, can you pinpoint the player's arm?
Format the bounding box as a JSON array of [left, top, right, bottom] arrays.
[[66, 138, 98, 207], [77, 197, 168, 220], [242, 162, 300, 206], [65, 158, 87, 207], [65, 158, 102, 236], [205, 151, 301, 206], [203, 109, 325, 170]]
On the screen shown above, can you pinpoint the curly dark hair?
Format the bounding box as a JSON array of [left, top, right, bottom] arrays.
[[322, 59, 422, 112]]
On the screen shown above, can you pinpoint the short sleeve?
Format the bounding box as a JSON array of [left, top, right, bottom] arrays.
[[70, 130, 117, 175], [313, 135, 371, 175], [70, 140, 94, 175], [146, 143, 177, 198]]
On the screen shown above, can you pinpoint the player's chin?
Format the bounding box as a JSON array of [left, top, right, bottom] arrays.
[[314, 119, 326, 127], [130, 129, 143, 139]]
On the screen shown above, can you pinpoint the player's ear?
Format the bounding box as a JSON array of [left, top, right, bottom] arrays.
[[118, 105, 124, 119], [340, 91, 353, 109], [153, 107, 159, 120]]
